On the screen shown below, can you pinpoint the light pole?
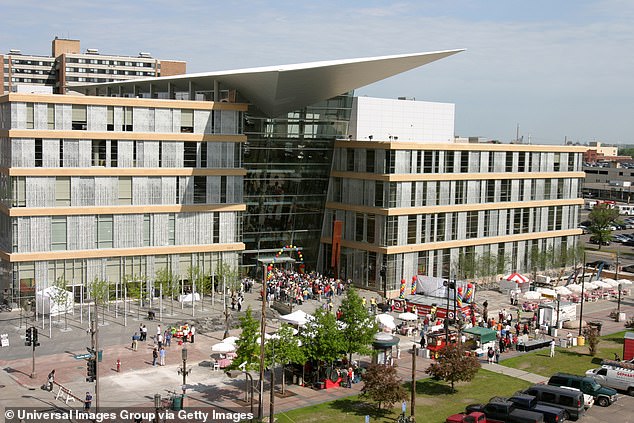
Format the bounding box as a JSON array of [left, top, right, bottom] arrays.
[[258, 263, 267, 421], [578, 253, 586, 337], [178, 346, 191, 398]]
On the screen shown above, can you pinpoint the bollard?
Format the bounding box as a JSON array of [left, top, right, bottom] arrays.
[[116, 359, 121, 373]]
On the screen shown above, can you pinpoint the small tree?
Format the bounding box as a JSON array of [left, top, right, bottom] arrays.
[[588, 204, 620, 250], [426, 343, 481, 392], [155, 267, 179, 316], [266, 323, 305, 394], [338, 288, 378, 363], [88, 278, 109, 325], [584, 327, 600, 357], [301, 307, 345, 381], [228, 307, 261, 372], [216, 260, 240, 306], [50, 276, 71, 329], [361, 364, 407, 410]]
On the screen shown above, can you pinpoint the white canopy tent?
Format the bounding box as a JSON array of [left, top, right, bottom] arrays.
[[279, 310, 312, 326], [398, 312, 418, 321], [36, 286, 73, 316]]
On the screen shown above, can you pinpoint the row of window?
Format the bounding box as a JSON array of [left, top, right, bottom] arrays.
[[337, 148, 582, 174], [66, 67, 155, 76], [336, 205, 576, 247], [66, 58, 154, 67], [9, 175, 238, 208], [331, 178, 581, 207], [11, 212, 226, 253]]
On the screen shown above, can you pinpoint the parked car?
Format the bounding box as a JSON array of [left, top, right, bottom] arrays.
[[548, 373, 618, 407], [556, 386, 594, 409], [466, 399, 544, 423], [497, 394, 567, 423], [589, 237, 611, 246], [522, 385, 586, 421], [446, 411, 488, 423], [621, 264, 634, 273]]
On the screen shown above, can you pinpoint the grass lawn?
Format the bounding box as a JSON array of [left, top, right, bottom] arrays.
[[501, 331, 626, 377], [275, 369, 531, 423]]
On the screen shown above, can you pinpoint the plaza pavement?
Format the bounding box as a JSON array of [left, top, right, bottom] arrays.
[[0, 286, 631, 422]]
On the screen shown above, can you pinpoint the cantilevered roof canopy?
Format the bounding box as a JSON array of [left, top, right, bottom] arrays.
[[75, 49, 463, 117]]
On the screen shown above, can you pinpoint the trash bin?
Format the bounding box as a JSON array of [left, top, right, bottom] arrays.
[[618, 313, 626, 322], [171, 394, 183, 411], [588, 321, 602, 336], [577, 336, 585, 346]]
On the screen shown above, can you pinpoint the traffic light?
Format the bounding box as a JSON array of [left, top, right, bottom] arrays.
[[86, 358, 96, 382], [32, 328, 40, 347], [25, 327, 32, 346]]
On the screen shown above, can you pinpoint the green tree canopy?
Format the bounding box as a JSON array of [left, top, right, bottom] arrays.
[[425, 342, 481, 392], [266, 323, 305, 394], [588, 204, 621, 249], [338, 288, 378, 362], [301, 307, 345, 369], [229, 307, 261, 372]]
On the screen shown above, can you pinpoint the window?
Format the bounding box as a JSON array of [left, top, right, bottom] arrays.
[[466, 211, 478, 238], [96, 215, 113, 249], [92, 140, 106, 166], [554, 153, 561, 171], [47, 104, 55, 129], [26, 103, 34, 129], [385, 150, 395, 173], [386, 216, 398, 246], [411, 182, 417, 207], [180, 109, 194, 133], [34, 139, 42, 167], [408, 215, 417, 244], [122, 107, 133, 131], [366, 149, 375, 173], [118, 177, 132, 205], [446, 151, 455, 173], [505, 152, 513, 172], [51, 217, 67, 251], [356, 213, 364, 242], [388, 183, 397, 207], [55, 177, 71, 206], [59, 141, 64, 167], [423, 151, 433, 173], [71, 105, 87, 130], [436, 214, 446, 242], [461, 151, 470, 173], [346, 148, 355, 171], [367, 215, 375, 244], [416, 151, 422, 173], [500, 179, 511, 201], [193, 176, 206, 204], [184, 143, 197, 167], [220, 176, 227, 203], [12, 176, 26, 207], [168, 213, 176, 245], [455, 180, 465, 205], [200, 143, 207, 168], [143, 214, 151, 246], [111, 141, 118, 167], [375, 181, 384, 207], [212, 213, 219, 243], [107, 106, 114, 131]]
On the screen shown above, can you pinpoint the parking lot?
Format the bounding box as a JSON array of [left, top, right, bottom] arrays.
[[583, 394, 634, 423]]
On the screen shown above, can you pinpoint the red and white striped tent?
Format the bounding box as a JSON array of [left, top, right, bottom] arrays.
[[505, 272, 529, 284]]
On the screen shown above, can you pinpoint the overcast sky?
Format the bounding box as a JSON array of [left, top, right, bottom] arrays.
[[2, 0, 633, 144]]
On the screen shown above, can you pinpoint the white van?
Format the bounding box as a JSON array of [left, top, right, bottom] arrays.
[[586, 365, 634, 395]]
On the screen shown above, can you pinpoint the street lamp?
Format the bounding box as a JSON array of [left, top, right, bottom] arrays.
[[177, 346, 191, 397]]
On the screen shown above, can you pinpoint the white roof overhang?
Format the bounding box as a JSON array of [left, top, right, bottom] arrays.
[[74, 49, 463, 117]]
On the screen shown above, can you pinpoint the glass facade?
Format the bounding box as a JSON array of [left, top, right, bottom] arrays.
[[241, 93, 353, 274]]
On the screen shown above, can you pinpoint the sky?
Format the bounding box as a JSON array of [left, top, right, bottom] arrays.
[[2, 0, 633, 145]]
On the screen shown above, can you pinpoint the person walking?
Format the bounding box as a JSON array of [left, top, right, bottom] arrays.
[[152, 347, 158, 367], [84, 392, 93, 410], [165, 330, 172, 347], [141, 324, 147, 342], [131, 332, 139, 351], [47, 369, 55, 391], [157, 332, 163, 349], [487, 347, 494, 364], [549, 339, 556, 357], [159, 346, 166, 366], [189, 325, 196, 343]]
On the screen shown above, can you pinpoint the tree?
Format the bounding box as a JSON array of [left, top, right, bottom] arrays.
[[216, 260, 240, 307], [266, 323, 305, 394], [229, 307, 261, 372], [425, 343, 481, 392], [155, 267, 179, 316], [584, 327, 600, 357], [124, 274, 149, 320], [88, 278, 109, 325], [50, 276, 71, 329], [301, 307, 345, 380], [361, 364, 407, 410], [588, 204, 620, 250], [338, 288, 378, 363]]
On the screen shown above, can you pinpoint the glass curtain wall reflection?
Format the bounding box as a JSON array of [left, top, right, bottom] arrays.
[[241, 93, 353, 274]]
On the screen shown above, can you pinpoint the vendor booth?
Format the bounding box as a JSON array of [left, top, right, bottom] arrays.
[[463, 326, 498, 357], [36, 286, 74, 316], [372, 332, 400, 365]]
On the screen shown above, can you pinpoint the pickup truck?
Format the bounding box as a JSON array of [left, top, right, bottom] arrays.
[[446, 411, 487, 423], [466, 400, 544, 423], [503, 394, 567, 423]]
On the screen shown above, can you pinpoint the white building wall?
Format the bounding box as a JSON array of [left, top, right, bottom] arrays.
[[350, 97, 455, 143]]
